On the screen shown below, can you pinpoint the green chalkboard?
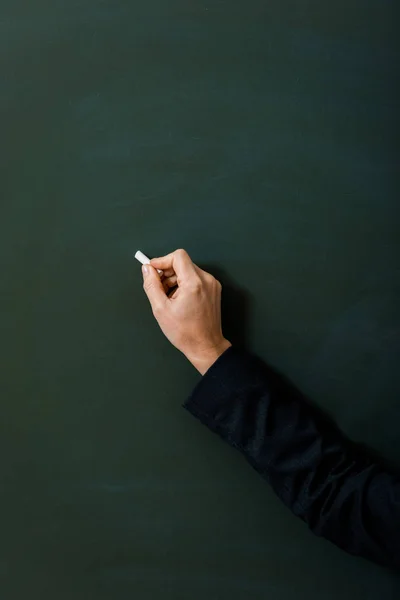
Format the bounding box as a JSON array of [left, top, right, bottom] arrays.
[[1, 1, 399, 598]]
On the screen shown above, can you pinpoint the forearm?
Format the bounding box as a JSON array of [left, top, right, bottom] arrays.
[[184, 347, 400, 568]]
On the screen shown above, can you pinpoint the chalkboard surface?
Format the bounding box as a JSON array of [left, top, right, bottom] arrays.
[[1, 1, 399, 598]]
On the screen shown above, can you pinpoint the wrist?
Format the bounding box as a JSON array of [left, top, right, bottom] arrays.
[[186, 339, 232, 375]]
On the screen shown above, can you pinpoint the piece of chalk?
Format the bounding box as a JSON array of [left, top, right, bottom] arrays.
[[135, 250, 163, 275]]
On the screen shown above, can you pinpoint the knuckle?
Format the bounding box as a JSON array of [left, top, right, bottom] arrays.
[[143, 280, 152, 292], [189, 276, 202, 293], [206, 273, 221, 289], [152, 303, 162, 317], [175, 248, 187, 258]]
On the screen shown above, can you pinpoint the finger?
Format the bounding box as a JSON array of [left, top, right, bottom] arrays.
[[162, 275, 178, 294], [142, 265, 167, 314], [150, 249, 197, 282], [150, 254, 174, 270], [164, 275, 178, 289], [162, 268, 175, 278]]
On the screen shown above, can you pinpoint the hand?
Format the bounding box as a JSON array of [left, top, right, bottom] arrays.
[[141, 249, 231, 374]]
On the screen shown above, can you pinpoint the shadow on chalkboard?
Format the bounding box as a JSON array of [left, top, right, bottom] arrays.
[[255, 360, 398, 473], [200, 264, 251, 352]]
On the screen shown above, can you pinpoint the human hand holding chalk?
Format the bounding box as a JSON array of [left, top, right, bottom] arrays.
[[135, 250, 163, 275], [137, 248, 231, 375]]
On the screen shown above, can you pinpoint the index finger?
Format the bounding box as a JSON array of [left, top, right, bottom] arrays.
[[150, 249, 197, 282]]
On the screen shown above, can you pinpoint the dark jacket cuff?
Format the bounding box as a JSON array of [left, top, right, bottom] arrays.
[[183, 346, 263, 422]]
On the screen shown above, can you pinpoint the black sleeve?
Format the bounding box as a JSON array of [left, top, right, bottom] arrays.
[[184, 346, 400, 568]]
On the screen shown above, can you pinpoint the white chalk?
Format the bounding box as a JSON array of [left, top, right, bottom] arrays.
[[135, 250, 151, 265], [135, 250, 163, 275]]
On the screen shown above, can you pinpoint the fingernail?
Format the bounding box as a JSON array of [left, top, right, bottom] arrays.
[[142, 265, 149, 277]]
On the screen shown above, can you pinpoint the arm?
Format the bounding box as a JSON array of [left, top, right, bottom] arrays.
[[184, 346, 400, 568], [141, 249, 400, 568]]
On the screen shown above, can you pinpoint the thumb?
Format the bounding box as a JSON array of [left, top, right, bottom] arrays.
[[142, 265, 166, 313]]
